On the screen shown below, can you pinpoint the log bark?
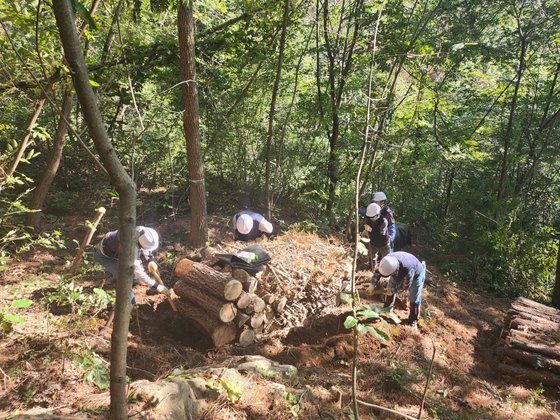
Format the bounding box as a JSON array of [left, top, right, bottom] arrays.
[[510, 316, 560, 334], [510, 303, 560, 322], [174, 279, 237, 322], [509, 310, 560, 327], [175, 258, 243, 301], [508, 328, 560, 344], [175, 300, 236, 347], [499, 347, 560, 375], [516, 297, 560, 316], [506, 337, 560, 360], [238, 327, 255, 347], [235, 312, 250, 328], [498, 363, 560, 386]]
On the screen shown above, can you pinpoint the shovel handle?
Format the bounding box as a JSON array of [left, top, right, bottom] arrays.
[[151, 270, 178, 312]]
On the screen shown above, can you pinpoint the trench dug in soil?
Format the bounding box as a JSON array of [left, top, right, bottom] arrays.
[[1, 214, 559, 419]]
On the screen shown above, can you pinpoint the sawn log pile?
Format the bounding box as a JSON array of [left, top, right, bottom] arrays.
[[172, 230, 352, 347], [498, 296, 560, 386]]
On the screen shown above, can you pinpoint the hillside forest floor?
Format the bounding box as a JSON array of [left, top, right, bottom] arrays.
[[1, 202, 559, 419]]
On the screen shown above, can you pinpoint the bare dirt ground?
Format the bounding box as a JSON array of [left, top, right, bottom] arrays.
[[1, 211, 559, 419]]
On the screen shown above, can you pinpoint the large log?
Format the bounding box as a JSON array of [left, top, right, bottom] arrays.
[[508, 328, 560, 345], [175, 258, 243, 301], [510, 316, 560, 334], [174, 280, 237, 323], [516, 297, 560, 317], [498, 363, 560, 387], [510, 303, 560, 323], [174, 300, 236, 347], [506, 337, 560, 360], [498, 347, 560, 375], [509, 311, 560, 327]]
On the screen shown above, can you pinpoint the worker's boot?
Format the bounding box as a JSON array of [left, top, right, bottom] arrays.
[[384, 294, 396, 309], [407, 304, 420, 328]]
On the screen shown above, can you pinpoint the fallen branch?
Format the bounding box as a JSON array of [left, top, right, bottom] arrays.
[[356, 399, 417, 420]]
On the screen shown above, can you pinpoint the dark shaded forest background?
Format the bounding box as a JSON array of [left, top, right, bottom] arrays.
[[1, 0, 559, 302]]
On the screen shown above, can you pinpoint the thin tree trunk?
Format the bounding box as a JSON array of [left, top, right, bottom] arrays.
[[497, 32, 527, 202], [552, 232, 560, 308], [51, 2, 137, 419], [26, 90, 73, 228], [264, 0, 290, 220], [178, 0, 208, 247], [5, 87, 52, 177]]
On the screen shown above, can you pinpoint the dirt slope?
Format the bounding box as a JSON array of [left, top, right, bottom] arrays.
[[0, 215, 558, 418]]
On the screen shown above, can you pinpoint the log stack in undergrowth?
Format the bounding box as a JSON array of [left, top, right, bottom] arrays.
[[497, 296, 560, 386], [173, 258, 286, 347]]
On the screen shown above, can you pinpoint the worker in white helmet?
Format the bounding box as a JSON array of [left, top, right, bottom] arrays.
[[369, 251, 426, 328], [94, 226, 169, 303], [364, 202, 391, 262], [372, 192, 396, 251], [232, 210, 274, 241]]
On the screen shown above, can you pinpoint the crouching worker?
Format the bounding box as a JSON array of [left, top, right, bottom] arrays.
[[368, 251, 426, 327], [233, 210, 273, 241], [93, 226, 169, 304]]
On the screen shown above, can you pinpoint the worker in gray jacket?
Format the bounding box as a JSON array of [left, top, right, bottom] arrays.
[[94, 226, 169, 303]]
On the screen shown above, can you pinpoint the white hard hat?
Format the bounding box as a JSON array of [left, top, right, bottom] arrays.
[[236, 214, 254, 235], [379, 255, 399, 276], [373, 191, 387, 201], [137, 227, 159, 251], [259, 219, 273, 234], [366, 202, 381, 218]]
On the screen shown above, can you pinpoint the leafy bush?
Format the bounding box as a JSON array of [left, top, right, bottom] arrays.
[[44, 282, 114, 316], [0, 299, 33, 334]]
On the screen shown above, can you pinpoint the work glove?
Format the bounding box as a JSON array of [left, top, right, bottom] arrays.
[[366, 283, 376, 296], [148, 261, 158, 274], [156, 284, 170, 296]]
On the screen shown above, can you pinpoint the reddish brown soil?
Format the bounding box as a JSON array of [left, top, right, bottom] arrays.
[[1, 213, 559, 419]]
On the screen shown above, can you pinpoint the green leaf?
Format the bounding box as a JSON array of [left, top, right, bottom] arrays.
[[4, 314, 26, 324], [366, 326, 388, 340], [357, 309, 381, 319], [339, 292, 353, 304], [89, 79, 100, 87], [11, 299, 33, 309], [72, 0, 97, 30], [344, 315, 358, 329]]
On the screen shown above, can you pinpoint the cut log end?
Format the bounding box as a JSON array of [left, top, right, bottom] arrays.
[[238, 328, 255, 347], [224, 279, 243, 301], [219, 302, 238, 323], [175, 258, 195, 277]]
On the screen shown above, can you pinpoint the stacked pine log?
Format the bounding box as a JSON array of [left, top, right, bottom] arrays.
[[173, 258, 286, 348], [497, 296, 560, 386]]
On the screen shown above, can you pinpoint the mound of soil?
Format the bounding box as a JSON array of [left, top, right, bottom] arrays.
[[1, 214, 559, 418]]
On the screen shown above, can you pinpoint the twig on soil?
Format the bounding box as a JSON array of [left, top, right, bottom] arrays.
[[0, 366, 9, 391], [356, 399, 417, 420], [417, 335, 437, 419], [126, 365, 157, 379]]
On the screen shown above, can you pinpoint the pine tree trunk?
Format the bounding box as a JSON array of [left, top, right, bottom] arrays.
[[177, 0, 208, 247]]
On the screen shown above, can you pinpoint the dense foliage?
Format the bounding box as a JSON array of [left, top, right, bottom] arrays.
[[1, 0, 559, 300]]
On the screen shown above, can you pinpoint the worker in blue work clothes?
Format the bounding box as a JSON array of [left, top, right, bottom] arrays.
[[93, 226, 169, 303], [363, 202, 391, 263], [359, 191, 396, 251], [233, 210, 273, 241], [371, 192, 396, 252], [368, 251, 426, 328]]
